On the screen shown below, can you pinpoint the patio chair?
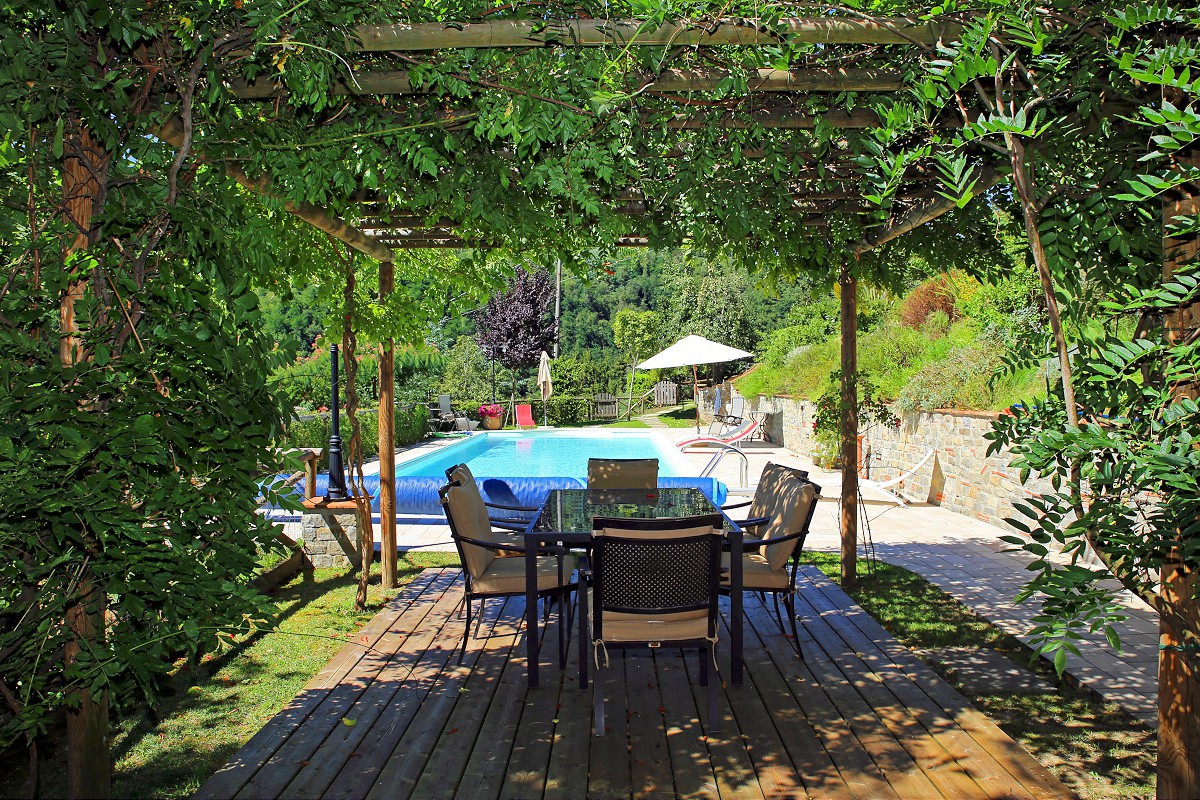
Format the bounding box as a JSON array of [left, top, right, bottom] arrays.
[[585, 519, 724, 735], [720, 462, 820, 657], [718, 394, 745, 427], [440, 479, 577, 667], [431, 394, 460, 432], [445, 463, 539, 547], [515, 403, 536, 429], [587, 457, 659, 491], [675, 417, 758, 451]]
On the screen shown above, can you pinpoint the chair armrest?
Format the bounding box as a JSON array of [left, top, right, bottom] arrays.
[[484, 500, 539, 513], [721, 499, 752, 511], [740, 528, 808, 550], [452, 533, 563, 557]]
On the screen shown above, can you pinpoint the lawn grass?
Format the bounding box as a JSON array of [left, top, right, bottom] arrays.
[[653, 403, 701, 428], [4, 552, 461, 800], [802, 552, 1155, 800]]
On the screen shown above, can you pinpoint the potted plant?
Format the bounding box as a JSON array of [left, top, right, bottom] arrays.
[[478, 403, 504, 430]]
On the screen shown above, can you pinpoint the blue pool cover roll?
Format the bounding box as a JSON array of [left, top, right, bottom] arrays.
[[275, 474, 728, 517]]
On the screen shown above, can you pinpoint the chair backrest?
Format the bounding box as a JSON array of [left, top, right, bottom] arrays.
[[592, 523, 722, 640], [438, 395, 454, 415], [727, 395, 745, 418], [748, 465, 821, 570], [587, 457, 659, 490], [515, 403, 535, 428], [591, 512, 725, 533], [439, 478, 496, 580]]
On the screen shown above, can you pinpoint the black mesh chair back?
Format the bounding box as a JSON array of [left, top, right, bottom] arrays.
[[593, 530, 720, 619], [588, 522, 724, 735]]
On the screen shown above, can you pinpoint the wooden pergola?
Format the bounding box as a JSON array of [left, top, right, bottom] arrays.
[[168, 15, 1005, 590]]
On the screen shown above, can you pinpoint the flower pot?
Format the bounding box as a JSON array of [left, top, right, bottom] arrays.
[[481, 416, 502, 430]]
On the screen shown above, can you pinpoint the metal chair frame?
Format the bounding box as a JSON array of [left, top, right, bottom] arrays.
[[440, 481, 577, 667], [586, 525, 723, 736], [722, 472, 822, 658]]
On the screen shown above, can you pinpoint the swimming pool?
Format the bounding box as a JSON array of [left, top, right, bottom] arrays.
[[294, 430, 725, 516], [393, 430, 692, 479]]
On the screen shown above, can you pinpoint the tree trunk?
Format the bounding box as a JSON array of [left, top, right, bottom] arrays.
[[839, 263, 859, 589], [378, 262, 398, 588], [1006, 135, 1079, 428], [1158, 160, 1200, 799], [61, 117, 112, 800]]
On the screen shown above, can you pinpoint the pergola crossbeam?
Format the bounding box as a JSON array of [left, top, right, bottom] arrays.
[[228, 67, 904, 99], [349, 17, 958, 51]]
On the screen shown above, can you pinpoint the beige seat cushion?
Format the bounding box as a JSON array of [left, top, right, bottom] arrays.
[[721, 552, 789, 590], [760, 481, 817, 570], [448, 464, 526, 557], [600, 609, 710, 642], [444, 483, 496, 579], [472, 553, 576, 594]]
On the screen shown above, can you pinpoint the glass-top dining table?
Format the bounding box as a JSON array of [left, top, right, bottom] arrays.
[[521, 487, 747, 690]]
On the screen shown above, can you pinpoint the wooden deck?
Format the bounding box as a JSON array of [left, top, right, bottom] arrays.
[[196, 567, 1072, 800]]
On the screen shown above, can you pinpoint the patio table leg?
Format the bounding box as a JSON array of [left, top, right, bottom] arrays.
[[526, 546, 539, 688], [730, 527, 743, 686]]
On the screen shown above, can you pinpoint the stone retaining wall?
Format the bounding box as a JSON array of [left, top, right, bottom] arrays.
[[702, 386, 1052, 531], [301, 509, 363, 569]]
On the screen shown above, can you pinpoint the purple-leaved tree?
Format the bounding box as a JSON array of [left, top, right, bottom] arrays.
[[475, 267, 557, 402]]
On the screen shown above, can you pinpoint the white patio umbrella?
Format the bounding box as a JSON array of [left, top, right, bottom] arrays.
[[536, 350, 553, 426], [636, 335, 752, 431]]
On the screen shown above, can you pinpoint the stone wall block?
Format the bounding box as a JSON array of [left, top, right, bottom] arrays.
[[300, 509, 363, 569]]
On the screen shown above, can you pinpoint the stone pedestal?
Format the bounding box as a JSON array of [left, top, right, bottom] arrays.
[[301, 509, 362, 569]]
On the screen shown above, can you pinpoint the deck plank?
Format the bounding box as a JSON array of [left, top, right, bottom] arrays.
[[366, 596, 516, 800], [194, 569, 451, 800], [541, 615, 593, 800], [233, 571, 459, 799], [651, 647, 719, 800], [741, 599, 905, 800], [587, 649, 634, 799], [406, 598, 527, 800], [281, 574, 466, 798], [198, 567, 1074, 800], [624, 650, 676, 799], [798, 567, 1071, 800]]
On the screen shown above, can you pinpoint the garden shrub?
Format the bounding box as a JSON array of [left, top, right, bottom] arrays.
[[279, 404, 428, 470], [899, 274, 960, 329], [896, 342, 1003, 412]]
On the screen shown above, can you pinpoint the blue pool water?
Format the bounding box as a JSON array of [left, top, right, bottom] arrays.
[[395, 430, 689, 479], [276, 430, 724, 518]]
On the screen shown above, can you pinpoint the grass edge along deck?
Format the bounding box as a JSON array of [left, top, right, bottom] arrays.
[[195, 567, 1072, 800]]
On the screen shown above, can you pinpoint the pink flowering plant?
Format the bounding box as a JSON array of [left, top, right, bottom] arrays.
[[478, 403, 504, 419]]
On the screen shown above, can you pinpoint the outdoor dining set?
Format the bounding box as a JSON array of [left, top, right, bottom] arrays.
[[438, 458, 821, 735]]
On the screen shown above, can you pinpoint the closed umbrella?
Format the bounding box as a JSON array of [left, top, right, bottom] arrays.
[[636, 335, 752, 431], [537, 350, 553, 426]]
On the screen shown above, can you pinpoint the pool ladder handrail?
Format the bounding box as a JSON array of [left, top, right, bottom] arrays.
[[698, 443, 748, 489]]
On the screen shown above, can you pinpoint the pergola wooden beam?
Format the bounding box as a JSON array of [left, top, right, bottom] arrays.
[[229, 67, 904, 99], [850, 163, 999, 255], [349, 17, 957, 51], [153, 117, 394, 263], [664, 108, 881, 129]]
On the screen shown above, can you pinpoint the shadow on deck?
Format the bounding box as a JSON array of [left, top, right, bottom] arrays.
[[196, 567, 1070, 800]]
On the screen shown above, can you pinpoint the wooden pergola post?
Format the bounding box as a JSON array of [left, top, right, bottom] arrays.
[[1159, 153, 1200, 800], [61, 118, 113, 800], [378, 261, 398, 588], [839, 261, 859, 589]]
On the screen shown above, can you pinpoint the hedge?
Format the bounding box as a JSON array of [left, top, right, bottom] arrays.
[[281, 404, 429, 470]]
